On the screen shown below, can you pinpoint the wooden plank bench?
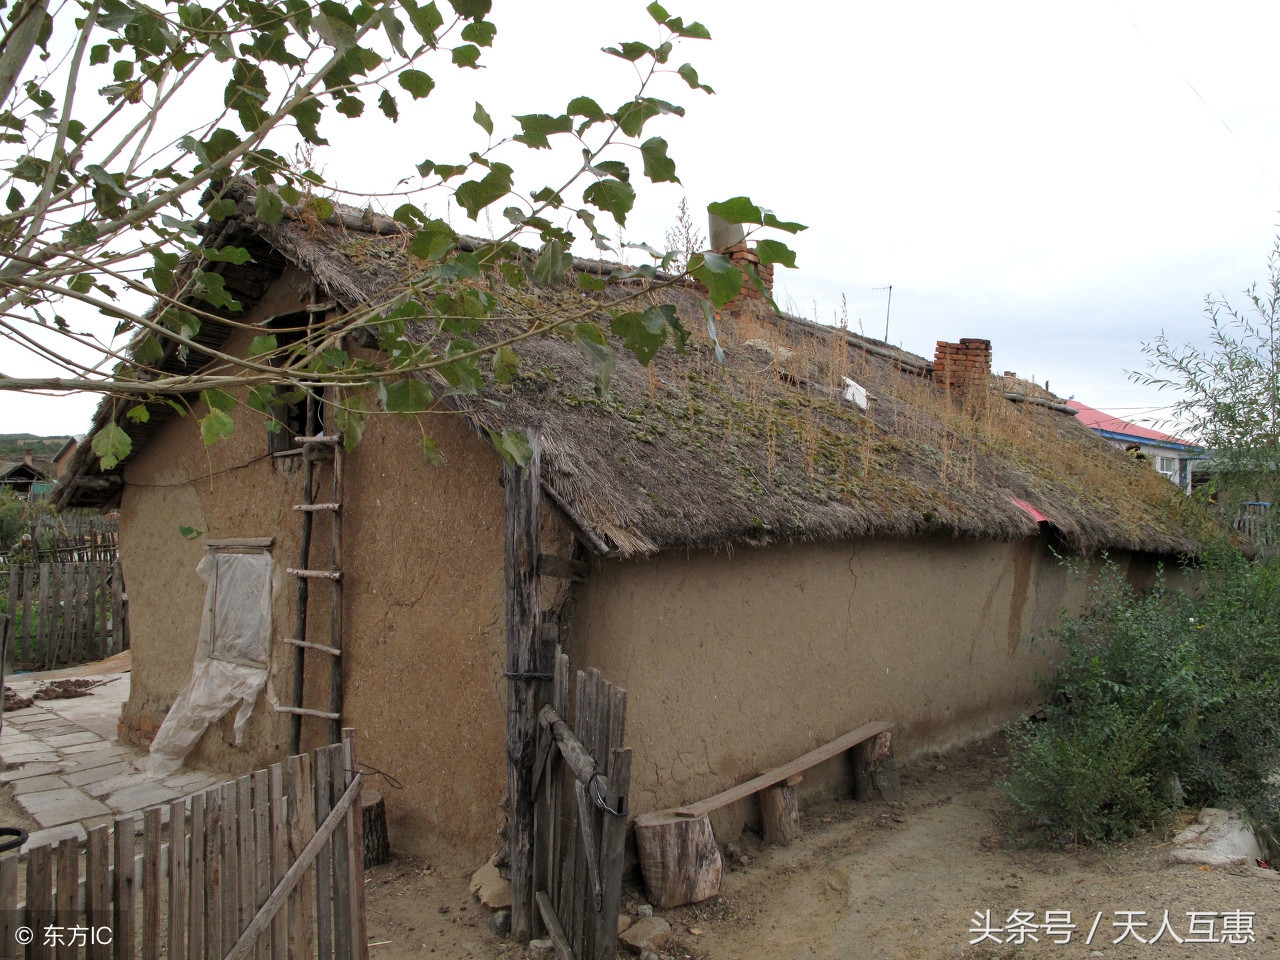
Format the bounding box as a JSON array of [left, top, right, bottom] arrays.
[[635, 721, 899, 908]]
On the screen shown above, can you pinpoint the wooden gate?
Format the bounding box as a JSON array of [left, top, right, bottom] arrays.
[[0, 733, 368, 960], [531, 651, 630, 960], [502, 437, 630, 959]]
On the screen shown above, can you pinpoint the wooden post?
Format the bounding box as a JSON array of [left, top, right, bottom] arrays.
[[114, 815, 137, 960], [504, 435, 541, 944], [761, 774, 803, 844], [853, 730, 902, 803], [168, 799, 188, 960], [85, 826, 110, 960], [633, 812, 723, 909]]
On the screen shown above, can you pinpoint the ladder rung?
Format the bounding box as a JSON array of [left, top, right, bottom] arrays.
[[287, 568, 341, 580], [275, 706, 340, 720], [294, 434, 341, 445], [293, 503, 341, 512], [282, 637, 342, 656], [303, 302, 337, 313]]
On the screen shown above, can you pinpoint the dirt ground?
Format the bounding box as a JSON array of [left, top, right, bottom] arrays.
[[363, 735, 1279, 960]]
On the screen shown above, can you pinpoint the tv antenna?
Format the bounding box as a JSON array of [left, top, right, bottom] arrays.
[[872, 285, 893, 342]]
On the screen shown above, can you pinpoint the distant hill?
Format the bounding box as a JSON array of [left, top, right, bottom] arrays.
[[0, 434, 71, 459]]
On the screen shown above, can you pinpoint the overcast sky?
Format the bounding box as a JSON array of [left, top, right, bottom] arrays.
[[4, 0, 1278, 438]]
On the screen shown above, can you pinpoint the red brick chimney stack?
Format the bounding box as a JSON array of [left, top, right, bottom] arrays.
[[932, 338, 992, 394]]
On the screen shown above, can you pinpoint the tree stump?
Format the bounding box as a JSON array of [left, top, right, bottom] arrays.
[[633, 811, 723, 909], [760, 773, 802, 844], [852, 731, 901, 803], [362, 790, 390, 868]]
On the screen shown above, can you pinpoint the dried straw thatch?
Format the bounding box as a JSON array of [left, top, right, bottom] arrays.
[[56, 184, 1221, 559]]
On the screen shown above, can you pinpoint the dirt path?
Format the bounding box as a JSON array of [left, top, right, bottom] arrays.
[[363, 736, 1278, 960]]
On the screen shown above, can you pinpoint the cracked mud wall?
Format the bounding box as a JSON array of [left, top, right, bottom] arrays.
[[572, 535, 1167, 821]]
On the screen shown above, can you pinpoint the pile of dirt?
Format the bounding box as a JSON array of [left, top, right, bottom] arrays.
[[33, 677, 110, 701], [2, 687, 32, 711]]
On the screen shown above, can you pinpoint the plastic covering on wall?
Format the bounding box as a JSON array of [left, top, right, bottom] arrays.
[[145, 548, 275, 777]]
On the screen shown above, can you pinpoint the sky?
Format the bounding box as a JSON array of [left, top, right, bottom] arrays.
[[4, 0, 1279, 439]]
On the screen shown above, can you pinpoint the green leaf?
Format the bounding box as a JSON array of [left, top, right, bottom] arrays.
[[398, 69, 435, 99], [573, 323, 615, 397], [92, 422, 132, 471], [640, 137, 678, 183], [420, 436, 446, 466], [577, 271, 606, 292], [489, 427, 533, 467], [255, 187, 283, 225], [178, 525, 203, 541], [690, 252, 742, 308], [401, 0, 443, 42], [646, 2, 669, 22], [6, 186, 23, 211], [408, 218, 457, 260], [134, 335, 164, 366], [707, 196, 763, 225], [473, 101, 492, 134], [451, 43, 480, 67], [378, 89, 399, 121], [668, 17, 711, 39], [582, 178, 635, 226], [125, 405, 150, 423], [249, 334, 278, 357], [336, 96, 364, 118], [611, 309, 667, 365], [247, 385, 277, 413], [492, 344, 519, 384], [90, 44, 109, 65], [513, 113, 571, 149], [335, 396, 366, 449], [590, 159, 629, 182], [567, 96, 606, 122], [454, 163, 513, 220], [448, 0, 491, 18], [383, 378, 434, 414], [533, 241, 573, 286], [192, 272, 242, 311], [605, 41, 651, 62], [203, 246, 253, 265], [613, 97, 683, 137], [200, 388, 236, 412], [762, 211, 807, 234], [697, 295, 726, 364], [676, 62, 713, 93], [199, 408, 236, 446], [113, 59, 133, 82], [460, 20, 496, 45], [291, 98, 329, 145], [308, 196, 335, 220], [205, 197, 238, 221], [316, 11, 356, 50], [754, 238, 797, 268]]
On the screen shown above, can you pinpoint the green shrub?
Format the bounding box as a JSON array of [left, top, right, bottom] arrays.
[[1006, 550, 1280, 846]]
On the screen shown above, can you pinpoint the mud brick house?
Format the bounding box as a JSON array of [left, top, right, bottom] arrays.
[[54, 182, 1218, 867]]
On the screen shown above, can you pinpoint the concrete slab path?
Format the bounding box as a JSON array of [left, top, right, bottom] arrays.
[[1, 671, 226, 853]]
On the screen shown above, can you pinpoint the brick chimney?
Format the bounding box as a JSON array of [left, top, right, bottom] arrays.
[[725, 242, 773, 301], [932, 338, 992, 394]]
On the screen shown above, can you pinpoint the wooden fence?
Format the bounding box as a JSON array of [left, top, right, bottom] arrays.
[[1, 562, 127, 670], [0, 734, 367, 960]]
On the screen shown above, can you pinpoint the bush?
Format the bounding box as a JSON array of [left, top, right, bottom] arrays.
[[1006, 551, 1280, 848]]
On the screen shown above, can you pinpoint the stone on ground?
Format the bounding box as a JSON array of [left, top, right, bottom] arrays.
[[1170, 808, 1264, 866]]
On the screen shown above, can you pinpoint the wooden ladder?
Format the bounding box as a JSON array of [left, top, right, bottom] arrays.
[[281, 418, 345, 754]]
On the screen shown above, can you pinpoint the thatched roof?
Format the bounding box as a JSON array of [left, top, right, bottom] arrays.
[[55, 183, 1221, 558]]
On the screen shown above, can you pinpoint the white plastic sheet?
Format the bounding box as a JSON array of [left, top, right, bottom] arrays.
[[145, 549, 274, 777]]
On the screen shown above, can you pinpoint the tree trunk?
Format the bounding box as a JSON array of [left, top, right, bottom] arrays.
[[633, 811, 723, 909]]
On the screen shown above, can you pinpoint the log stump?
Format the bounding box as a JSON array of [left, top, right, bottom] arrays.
[[852, 731, 902, 803], [634, 811, 723, 909], [761, 774, 802, 844], [362, 790, 390, 868]]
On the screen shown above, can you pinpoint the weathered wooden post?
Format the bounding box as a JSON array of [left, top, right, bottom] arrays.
[[504, 434, 541, 943]]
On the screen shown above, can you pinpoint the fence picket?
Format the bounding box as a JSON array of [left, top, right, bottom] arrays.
[[269, 764, 287, 960], [56, 837, 78, 960], [113, 815, 136, 960], [27, 843, 52, 960], [169, 798, 189, 960], [142, 808, 162, 960], [222, 781, 239, 952], [329, 744, 352, 960], [36, 562, 50, 666], [204, 787, 222, 960], [237, 776, 254, 946], [286, 754, 316, 960], [253, 769, 271, 960], [20, 564, 35, 662], [0, 854, 16, 953], [314, 746, 333, 960], [85, 825, 110, 960], [188, 792, 205, 960]]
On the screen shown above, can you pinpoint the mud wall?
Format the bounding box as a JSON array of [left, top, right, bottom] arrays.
[[573, 535, 1162, 822], [117, 271, 512, 865]]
